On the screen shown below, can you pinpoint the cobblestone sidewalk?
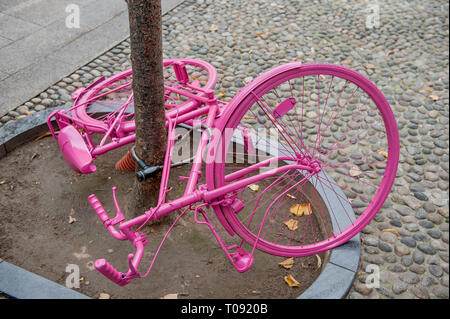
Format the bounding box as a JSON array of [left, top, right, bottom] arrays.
[[1, 0, 448, 299]]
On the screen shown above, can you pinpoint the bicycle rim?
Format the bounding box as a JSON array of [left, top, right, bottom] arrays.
[[207, 63, 399, 257], [72, 59, 218, 133]]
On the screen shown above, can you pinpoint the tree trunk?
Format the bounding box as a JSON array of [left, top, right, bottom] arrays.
[[126, 0, 167, 217]]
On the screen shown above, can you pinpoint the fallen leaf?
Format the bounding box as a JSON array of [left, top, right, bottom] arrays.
[[422, 88, 433, 94], [218, 92, 225, 97], [290, 203, 312, 217], [365, 63, 376, 69], [377, 150, 388, 158], [278, 257, 294, 269], [349, 166, 362, 177], [31, 152, 39, 161], [69, 216, 77, 224], [315, 254, 322, 271], [381, 228, 399, 236], [286, 194, 296, 199], [429, 95, 440, 101], [99, 293, 110, 299], [252, 31, 264, 36], [35, 131, 57, 141], [248, 184, 259, 192], [0, 180, 7, 185], [244, 116, 256, 120], [161, 293, 178, 299], [284, 274, 301, 287], [284, 219, 298, 231]]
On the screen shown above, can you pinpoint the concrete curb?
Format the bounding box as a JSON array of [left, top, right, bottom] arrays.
[[0, 257, 89, 299], [0, 108, 360, 299]]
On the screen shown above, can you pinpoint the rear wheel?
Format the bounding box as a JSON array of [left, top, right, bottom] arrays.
[[71, 58, 218, 133], [207, 63, 399, 257]]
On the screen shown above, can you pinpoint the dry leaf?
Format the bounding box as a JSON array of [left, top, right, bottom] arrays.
[[35, 131, 56, 141], [31, 153, 38, 161], [0, 180, 7, 185], [365, 63, 376, 69], [244, 116, 256, 120], [162, 293, 178, 299], [99, 293, 110, 299], [248, 184, 259, 192], [349, 166, 362, 177], [381, 228, 399, 236], [253, 31, 264, 36], [284, 274, 301, 287], [290, 203, 312, 217], [218, 92, 225, 97], [286, 194, 296, 199], [429, 95, 440, 101], [69, 216, 77, 224], [284, 219, 298, 231], [315, 254, 322, 271], [278, 257, 294, 269], [377, 150, 388, 158]]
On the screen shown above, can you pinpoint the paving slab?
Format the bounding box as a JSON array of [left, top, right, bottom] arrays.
[[0, 36, 12, 48], [0, 56, 74, 117], [0, 12, 41, 41], [0, 0, 185, 118], [3, 0, 94, 27], [0, 0, 24, 12]]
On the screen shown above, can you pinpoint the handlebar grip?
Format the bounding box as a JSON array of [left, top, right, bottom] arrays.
[[88, 194, 109, 224], [95, 259, 129, 286]]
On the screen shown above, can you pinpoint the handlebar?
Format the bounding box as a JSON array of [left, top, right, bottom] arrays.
[[94, 258, 130, 286], [88, 187, 126, 240], [89, 187, 148, 286]]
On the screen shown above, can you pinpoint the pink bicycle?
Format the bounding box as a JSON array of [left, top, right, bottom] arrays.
[[47, 58, 399, 286]]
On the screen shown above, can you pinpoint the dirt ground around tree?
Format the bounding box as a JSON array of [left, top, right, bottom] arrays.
[[0, 136, 327, 299]]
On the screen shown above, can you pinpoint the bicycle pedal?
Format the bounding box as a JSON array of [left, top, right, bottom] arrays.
[[231, 248, 254, 273]]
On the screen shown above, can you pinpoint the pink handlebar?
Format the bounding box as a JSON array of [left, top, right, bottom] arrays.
[[88, 194, 109, 223], [89, 190, 146, 286], [88, 193, 127, 240], [94, 259, 130, 286]]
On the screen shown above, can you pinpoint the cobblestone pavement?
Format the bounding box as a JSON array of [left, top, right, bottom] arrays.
[[1, 0, 448, 299]]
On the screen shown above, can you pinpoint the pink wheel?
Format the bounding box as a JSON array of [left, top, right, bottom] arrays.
[[206, 63, 399, 257], [71, 58, 218, 133]]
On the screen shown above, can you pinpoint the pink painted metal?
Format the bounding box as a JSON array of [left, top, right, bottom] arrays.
[[47, 59, 399, 286]]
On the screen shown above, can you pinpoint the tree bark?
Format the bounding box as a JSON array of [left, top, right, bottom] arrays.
[[126, 0, 167, 217]]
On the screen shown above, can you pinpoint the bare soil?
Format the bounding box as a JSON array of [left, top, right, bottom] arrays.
[[0, 136, 327, 299]]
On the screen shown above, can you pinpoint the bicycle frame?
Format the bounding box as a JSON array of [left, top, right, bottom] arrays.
[[85, 90, 316, 286]]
